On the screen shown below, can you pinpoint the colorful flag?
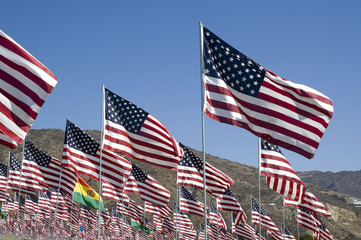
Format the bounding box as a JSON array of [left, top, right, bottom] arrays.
[[103, 88, 183, 170], [0, 30, 58, 149], [177, 143, 233, 197], [125, 163, 170, 207], [73, 175, 105, 211], [179, 186, 204, 217], [0, 163, 8, 200], [260, 139, 305, 202], [201, 26, 333, 159]]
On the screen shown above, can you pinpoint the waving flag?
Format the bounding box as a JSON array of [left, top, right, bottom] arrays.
[[260, 139, 305, 202], [233, 222, 256, 240], [251, 197, 279, 232], [103, 88, 183, 170], [209, 200, 227, 230], [0, 30, 58, 149], [73, 175, 105, 211], [125, 163, 170, 207], [285, 188, 331, 217], [0, 163, 8, 199], [7, 153, 42, 194], [201, 26, 333, 159], [179, 186, 204, 217], [62, 120, 132, 194], [217, 188, 247, 225], [296, 208, 319, 233], [177, 143, 233, 197], [23, 140, 62, 190]]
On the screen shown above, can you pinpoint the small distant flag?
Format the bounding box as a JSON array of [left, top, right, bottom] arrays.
[[73, 175, 105, 212]]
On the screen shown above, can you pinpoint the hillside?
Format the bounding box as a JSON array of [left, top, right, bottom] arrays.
[[1, 129, 360, 239]]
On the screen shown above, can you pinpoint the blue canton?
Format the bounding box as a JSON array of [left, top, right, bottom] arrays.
[[203, 27, 265, 97], [105, 88, 149, 134], [24, 140, 51, 167]]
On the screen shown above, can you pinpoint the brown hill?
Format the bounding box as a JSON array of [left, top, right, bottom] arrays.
[[1, 129, 360, 239]]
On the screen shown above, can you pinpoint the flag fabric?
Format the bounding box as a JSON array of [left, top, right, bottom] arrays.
[[102, 88, 183, 170], [284, 188, 331, 217], [25, 194, 38, 215], [62, 120, 132, 193], [209, 200, 227, 230], [260, 139, 305, 202], [201, 26, 333, 159], [282, 224, 296, 240], [177, 143, 233, 197], [251, 197, 279, 232], [233, 222, 256, 240], [125, 163, 170, 207], [73, 175, 105, 211], [217, 187, 247, 225], [145, 201, 172, 218], [127, 199, 144, 221], [297, 208, 319, 233], [179, 186, 204, 217], [0, 30, 58, 149], [7, 153, 40, 194], [312, 213, 335, 240], [0, 163, 8, 199], [38, 191, 51, 215], [23, 140, 62, 190]]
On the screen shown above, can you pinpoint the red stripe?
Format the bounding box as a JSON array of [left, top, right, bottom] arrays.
[[205, 105, 315, 159], [207, 84, 325, 138], [0, 34, 57, 81]]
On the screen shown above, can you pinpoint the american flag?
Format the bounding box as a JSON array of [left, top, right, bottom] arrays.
[[312, 213, 336, 240], [297, 208, 319, 233], [251, 197, 279, 232], [209, 200, 227, 230], [233, 222, 256, 240], [25, 194, 38, 214], [7, 153, 41, 195], [282, 224, 296, 240], [145, 201, 172, 218], [0, 163, 8, 199], [125, 163, 170, 207], [202, 26, 333, 159], [102, 88, 183, 170], [127, 199, 144, 221], [38, 191, 52, 216], [270, 228, 284, 240], [179, 186, 204, 217], [62, 120, 132, 195], [177, 143, 233, 197], [23, 140, 62, 190], [80, 204, 97, 222], [0, 30, 58, 149], [284, 187, 331, 217], [260, 139, 305, 202], [217, 187, 247, 225], [173, 203, 193, 227]]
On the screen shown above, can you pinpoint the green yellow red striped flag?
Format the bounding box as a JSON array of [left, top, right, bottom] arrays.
[[73, 175, 105, 211]]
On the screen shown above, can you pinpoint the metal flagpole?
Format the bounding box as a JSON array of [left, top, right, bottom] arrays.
[[1, 152, 11, 240], [297, 209, 300, 240], [175, 170, 179, 240], [283, 196, 285, 240], [51, 168, 64, 240], [199, 21, 207, 240], [14, 143, 26, 240], [258, 137, 262, 237], [97, 85, 106, 240]]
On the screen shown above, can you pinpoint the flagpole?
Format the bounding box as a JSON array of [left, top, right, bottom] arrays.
[[175, 170, 179, 240], [283, 196, 285, 240], [14, 143, 26, 240], [258, 137, 262, 236], [97, 85, 106, 240], [199, 21, 207, 240], [52, 168, 64, 240]]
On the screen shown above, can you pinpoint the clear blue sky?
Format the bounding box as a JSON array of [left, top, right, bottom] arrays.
[[1, 1, 360, 172]]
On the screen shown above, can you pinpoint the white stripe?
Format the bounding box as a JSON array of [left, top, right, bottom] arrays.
[[0, 36, 57, 88]]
